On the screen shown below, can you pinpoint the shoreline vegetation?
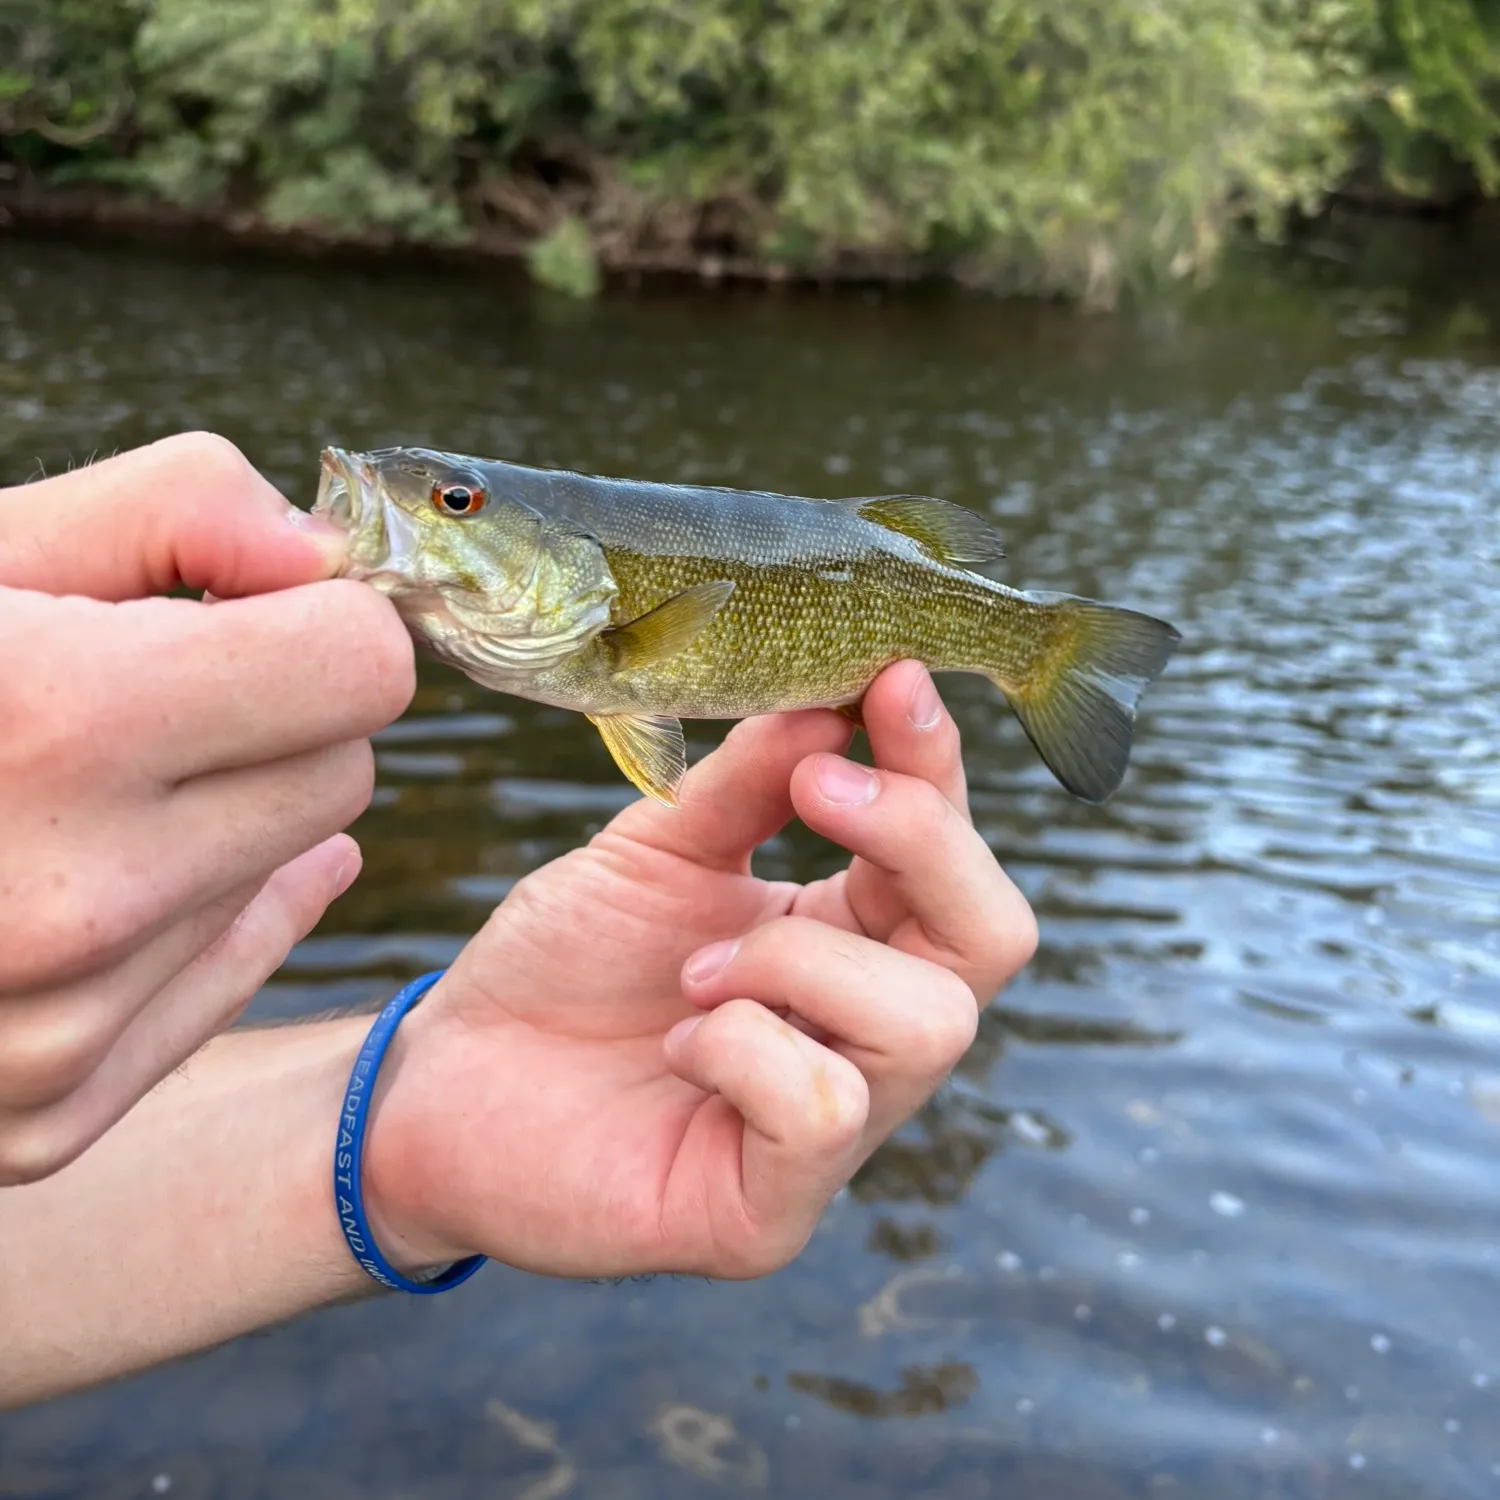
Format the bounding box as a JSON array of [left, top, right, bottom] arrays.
[[3, 1, 1498, 307]]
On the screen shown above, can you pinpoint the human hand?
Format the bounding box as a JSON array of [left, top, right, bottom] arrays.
[[0, 434, 415, 1184], [366, 662, 1038, 1279]]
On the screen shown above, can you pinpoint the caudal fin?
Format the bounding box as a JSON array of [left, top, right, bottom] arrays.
[[995, 593, 1181, 803]]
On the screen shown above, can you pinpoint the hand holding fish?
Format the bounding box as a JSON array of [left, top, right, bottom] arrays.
[[0, 431, 1038, 1405], [0, 434, 413, 1184], [358, 662, 1035, 1280]]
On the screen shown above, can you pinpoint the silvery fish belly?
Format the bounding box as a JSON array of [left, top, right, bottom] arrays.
[[313, 446, 1181, 806]]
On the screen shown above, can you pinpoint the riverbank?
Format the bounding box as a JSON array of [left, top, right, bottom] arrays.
[[8, 1, 1498, 308], [0, 180, 942, 294], [5, 175, 1497, 315]]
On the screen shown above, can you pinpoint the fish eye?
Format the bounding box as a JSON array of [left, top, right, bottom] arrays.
[[432, 481, 486, 517]]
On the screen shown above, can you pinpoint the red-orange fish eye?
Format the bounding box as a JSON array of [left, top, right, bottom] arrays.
[[431, 481, 486, 516]]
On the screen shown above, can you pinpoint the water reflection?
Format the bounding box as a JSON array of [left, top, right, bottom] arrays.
[[2, 227, 1500, 1497], [866, 1218, 943, 1262], [788, 1363, 978, 1419]]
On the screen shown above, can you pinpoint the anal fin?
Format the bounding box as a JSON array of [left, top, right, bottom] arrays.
[[587, 712, 687, 806]]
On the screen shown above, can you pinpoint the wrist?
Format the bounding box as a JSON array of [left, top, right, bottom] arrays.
[[353, 980, 478, 1274]]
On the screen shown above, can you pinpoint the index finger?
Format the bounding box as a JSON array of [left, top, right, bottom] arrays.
[[0, 433, 345, 601], [790, 757, 1037, 1002], [102, 581, 415, 781]]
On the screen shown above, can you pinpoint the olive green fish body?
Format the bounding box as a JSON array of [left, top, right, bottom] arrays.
[[314, 447, 1180, 805], [479, 468, 1038, 720]]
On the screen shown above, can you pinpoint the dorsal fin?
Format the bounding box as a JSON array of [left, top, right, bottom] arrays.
[[846, 495, 1005, 567]]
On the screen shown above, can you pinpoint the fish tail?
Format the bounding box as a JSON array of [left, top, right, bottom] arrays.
[[986, 592, 1181, 803]]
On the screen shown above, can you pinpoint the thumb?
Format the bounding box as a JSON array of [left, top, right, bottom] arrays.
[[0, 432, 347, 601]]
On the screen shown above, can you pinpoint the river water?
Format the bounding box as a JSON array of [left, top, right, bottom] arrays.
[[1, 231, 1498, 1499]]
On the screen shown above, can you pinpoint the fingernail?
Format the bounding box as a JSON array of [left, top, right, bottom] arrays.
[[685, 939, 738, 984], [908, 670, 943, 730], [666, 1015, 702, 1050], [333, 847, 362, 898], [285, 505, 348, 565], [815, 756, 878, 806]]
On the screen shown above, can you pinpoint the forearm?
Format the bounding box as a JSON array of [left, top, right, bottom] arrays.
[[0, 1016, 376, 1409]]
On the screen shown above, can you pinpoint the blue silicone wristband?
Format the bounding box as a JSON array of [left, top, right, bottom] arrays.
[[334, 969, 486, 1295]]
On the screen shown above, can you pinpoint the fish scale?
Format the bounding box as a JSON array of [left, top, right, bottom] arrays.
[[487, 462, 1055, 718], [586, 551, 1020, 718]]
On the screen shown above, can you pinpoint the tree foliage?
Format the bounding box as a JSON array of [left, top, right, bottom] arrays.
[[1366, 0, 1500, 194], [1, 0, 1497, 303]]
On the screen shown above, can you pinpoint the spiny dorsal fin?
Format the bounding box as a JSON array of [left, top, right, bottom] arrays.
[[600, 579, 736, 674], [849, 495, 1005, 567], [587, 712, 686, 805]]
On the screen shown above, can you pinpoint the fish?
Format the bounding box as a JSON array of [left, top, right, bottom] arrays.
[[313, 446, 1181, 806]]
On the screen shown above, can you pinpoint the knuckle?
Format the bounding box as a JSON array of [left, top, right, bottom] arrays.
[[727, 920, 793, 983], [284, 737, 377, 838], [152, 431, 253, 494], [1009, 902, 1041, 971], [909, 972, 979, 1070], [708, 996, 766, 1047], [1, 880, 140, 991], [703, 1195, 814, 1281], [327, 739, 378, 825], [263, 742, 375, 852], [927, 703, 963, 759], [821, 925, 878, 980], [327, 582, 416, 724], [0, 1003, 109, 1108], [879, 772, 955, 852], [720, 1230, 806, 1281], [910, 777, 956, 839], [808, 1057, 868, 1147], [0, 1113, 88, 1186], [978, 896, 1039, 999], [368, 619, 416, 720]]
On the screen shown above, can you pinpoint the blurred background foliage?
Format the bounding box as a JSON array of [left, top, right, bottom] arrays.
[[1, 0, 1497, 304]]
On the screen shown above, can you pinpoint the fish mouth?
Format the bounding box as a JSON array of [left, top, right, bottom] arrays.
[[314, 446, 423, 590], [315, 447, 365, 534]]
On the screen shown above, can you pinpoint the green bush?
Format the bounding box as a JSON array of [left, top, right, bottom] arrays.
[[528, 213, 601, 297], [0, 0, 138, 173], [1, 0, 1497, 303], [1365, 0, 1500, 195]]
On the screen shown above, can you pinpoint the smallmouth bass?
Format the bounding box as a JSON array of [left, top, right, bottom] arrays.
[[314, 447, 1180, 805]]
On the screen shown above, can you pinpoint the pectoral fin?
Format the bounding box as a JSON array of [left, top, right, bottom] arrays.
[[850, 495, 1005, 567], [600, 580, 736, 674], [587, 712, 687, 806]]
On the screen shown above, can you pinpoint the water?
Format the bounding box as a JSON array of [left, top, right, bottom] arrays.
[[2, 231, 1499, 1498]]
